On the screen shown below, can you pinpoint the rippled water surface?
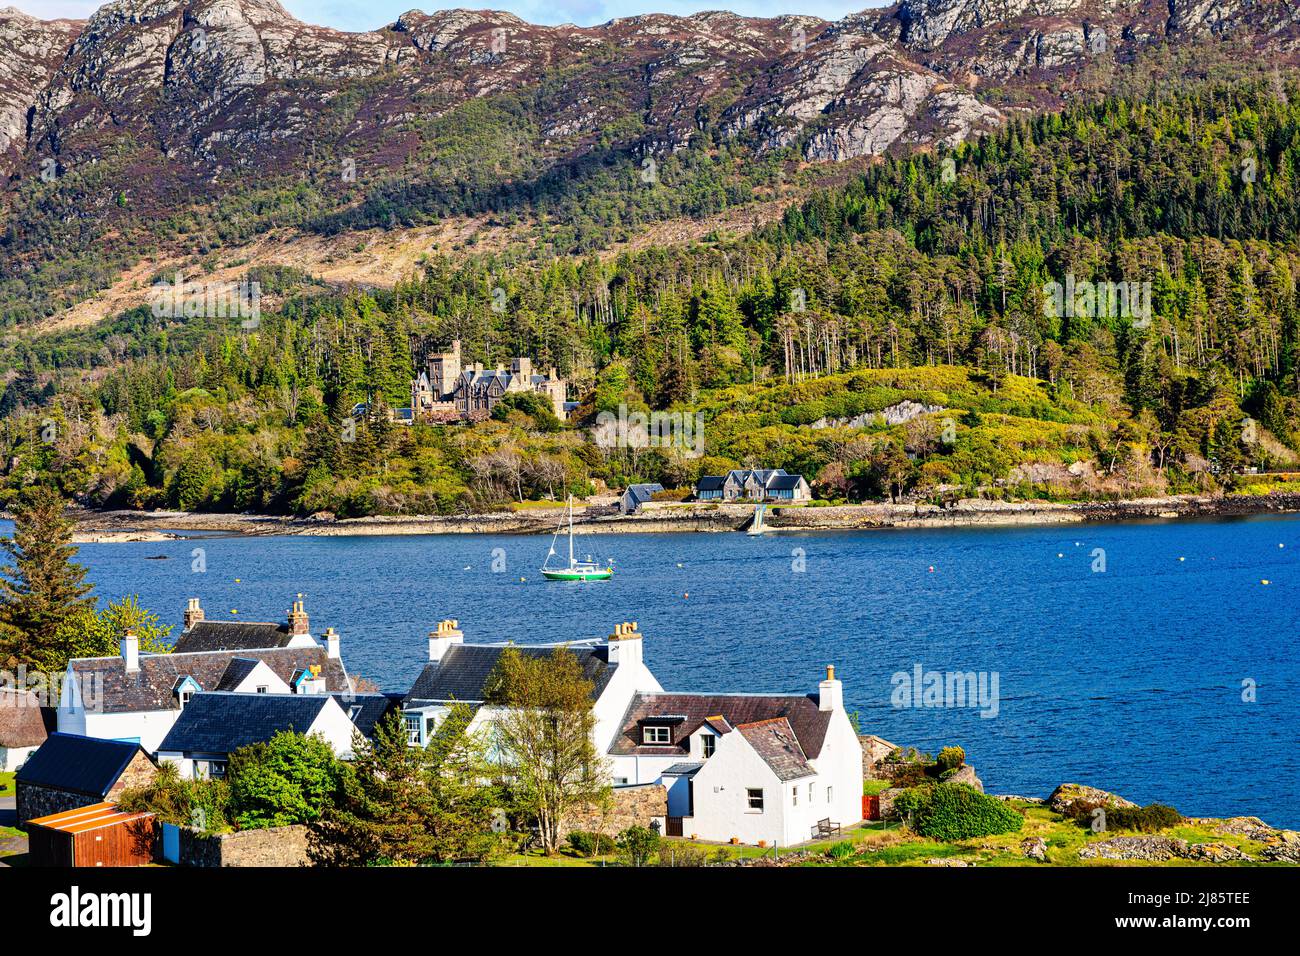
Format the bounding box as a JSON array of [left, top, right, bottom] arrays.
[[58, 514, 1300, 826]]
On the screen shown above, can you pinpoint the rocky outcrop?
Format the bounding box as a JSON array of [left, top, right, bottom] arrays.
[[1047, 783, 1137, 816], [1020, 836, 1048, 860], [1078, 835, 1186, 861]]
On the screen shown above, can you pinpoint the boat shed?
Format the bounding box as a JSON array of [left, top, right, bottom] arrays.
[[25, 802, 159, 867]]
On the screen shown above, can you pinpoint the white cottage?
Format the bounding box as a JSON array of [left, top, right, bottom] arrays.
[[401, 619, 662, 751], [606, 667, 863, 846], [59, 633, 352, 752], [156, 691, 359, 780]]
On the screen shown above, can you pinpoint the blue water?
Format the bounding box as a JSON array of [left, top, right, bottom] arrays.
[[45, 516, 1300, 826]]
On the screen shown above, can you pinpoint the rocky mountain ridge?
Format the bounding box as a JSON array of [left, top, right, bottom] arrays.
[[3, 0, 1299, 323]]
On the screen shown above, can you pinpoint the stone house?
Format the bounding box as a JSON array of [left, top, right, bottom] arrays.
[[15, 733, 158, 825], [412, 340, 567, 421]]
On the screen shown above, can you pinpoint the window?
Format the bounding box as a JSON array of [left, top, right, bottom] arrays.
[[405, 714, 423, 746], [747, 788, 764, 812], [178, 689, 193, 709], [792, 786, 799, 807], [642, 725, 671, 745], [208, 760, 227, 780], [827, 787, 833, 803], [614, 777, 629, 786], [255, 685, 268, 694], [701, 735, 716, 758]]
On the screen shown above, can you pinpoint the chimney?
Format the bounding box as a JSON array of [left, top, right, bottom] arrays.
[[606, 621, 643, 666], [324, 626, 340, 660], [819, 664, 842, 712], [183, 597, 205, 631], [121, 633, 140, 673], [288, 594, 310, 636], [428, 619, 464, 662]]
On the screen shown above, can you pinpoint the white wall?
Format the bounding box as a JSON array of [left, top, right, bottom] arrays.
[[686, 733, 786, 845], [0, 745, 39, 772], [82, 710, 181, 753], [306, 697, 363, 758], [592, 642, 662, 753]]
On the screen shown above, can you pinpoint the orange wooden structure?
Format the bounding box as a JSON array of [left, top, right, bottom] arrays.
[[862, 794, 881, 821], [25, 802, 158, 867]]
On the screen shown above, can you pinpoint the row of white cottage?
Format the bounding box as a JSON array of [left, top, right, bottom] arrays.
[[57, 597, 863, 846]]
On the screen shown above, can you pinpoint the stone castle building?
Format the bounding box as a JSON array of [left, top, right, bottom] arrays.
[[411, 340, 567, 422]]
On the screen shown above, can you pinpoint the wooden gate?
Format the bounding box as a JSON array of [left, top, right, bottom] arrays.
[[862, 794, 880, 821]]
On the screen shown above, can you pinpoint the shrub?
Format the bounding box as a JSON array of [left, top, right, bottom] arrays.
[[935, 746, 966, 773], [567, 830, 616, 857], [827, 840, 856, 860], [1067, 801, 1183, 833], [617, 825, 661, 867], [889, 761, 931, 789], [655, 844, 709, 867], [897, 783, 1024, 841]]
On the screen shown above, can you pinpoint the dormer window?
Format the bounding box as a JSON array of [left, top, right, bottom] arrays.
[[642, 725, 671, 745], [173, 676, 201, 710], [702, 735, 716, 758]]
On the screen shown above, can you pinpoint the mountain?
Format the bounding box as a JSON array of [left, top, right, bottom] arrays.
[[2, 0, 1299, 326]]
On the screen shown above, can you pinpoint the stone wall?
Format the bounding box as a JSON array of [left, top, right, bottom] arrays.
[[179, 825, 311, 867], [16, 782, 96, 825], [561, 783, 667, 839]]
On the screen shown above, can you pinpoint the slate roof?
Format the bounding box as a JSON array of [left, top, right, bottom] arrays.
[[68, 646, 350, 714], [157, 692, 335, 754], [405, 643, 615, 706], [332, 692, 403, 739], [214, 658, 263, 691], [662, 762, 705, 776], [0, 689, 53, 748], [17, 733, 148, 796], [736, 717, 815, 781], [696, 476, 726, 492], [610, 693, 832, 765], [172, 620, 293, 654], [768, 474, 807, 491]]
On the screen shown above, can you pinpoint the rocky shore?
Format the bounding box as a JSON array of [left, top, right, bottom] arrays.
[[55, 492, 1300, 542]]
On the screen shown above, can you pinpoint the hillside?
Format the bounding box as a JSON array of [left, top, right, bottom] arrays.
[[3, 3, 1300, 517], [4, 0, 1300, 325]]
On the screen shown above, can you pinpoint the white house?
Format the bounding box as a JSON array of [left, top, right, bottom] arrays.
[[156, 691, 359, 780], [59, 628, 352, 752], [401, 619, 663, 751], [606, 667, 863, 846], [401, 619, 862, 846]]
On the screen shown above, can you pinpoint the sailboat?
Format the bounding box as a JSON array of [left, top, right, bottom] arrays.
[[541, 495, 613, 581]]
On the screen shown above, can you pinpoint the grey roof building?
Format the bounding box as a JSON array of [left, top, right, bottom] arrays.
[[157, 692, 342, 755]]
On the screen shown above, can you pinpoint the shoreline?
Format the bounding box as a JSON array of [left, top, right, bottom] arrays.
[[57, 492, 1300, 542]]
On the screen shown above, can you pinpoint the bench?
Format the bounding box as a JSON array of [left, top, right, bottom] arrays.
[[812, 817, 841, 839]]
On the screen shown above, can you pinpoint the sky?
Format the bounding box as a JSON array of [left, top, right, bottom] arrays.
[[15, 1, 878, 32]]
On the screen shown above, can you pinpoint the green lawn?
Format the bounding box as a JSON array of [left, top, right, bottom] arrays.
[[0, 772, 13, 798]]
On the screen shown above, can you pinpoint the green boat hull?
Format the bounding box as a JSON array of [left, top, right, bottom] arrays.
[[541, 567, 613, 581]]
